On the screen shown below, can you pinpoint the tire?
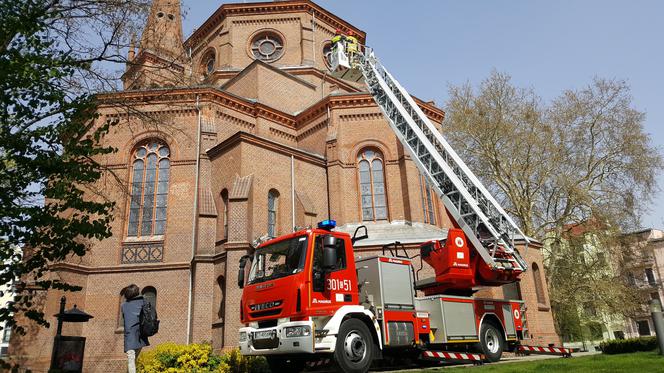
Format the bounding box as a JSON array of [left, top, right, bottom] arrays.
[[478, 321, 504, 362], [266, 356, 305, 373], [334, 318, 374, 373]]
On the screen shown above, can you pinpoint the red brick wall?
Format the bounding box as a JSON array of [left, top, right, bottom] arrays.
[[11, 3, 558, 371]]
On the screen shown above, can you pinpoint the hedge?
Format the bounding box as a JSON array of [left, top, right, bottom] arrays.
[[136, 342, 269, 373], [599, 336, 658, 354]]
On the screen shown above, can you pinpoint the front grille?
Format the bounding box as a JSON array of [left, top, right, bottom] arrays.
[[258, 319, 278, 328], [250, 308, 282, 318], [252, 336, 279, 349]]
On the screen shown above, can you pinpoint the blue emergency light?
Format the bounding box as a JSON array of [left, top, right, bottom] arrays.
[[317, 219, 336, 231]]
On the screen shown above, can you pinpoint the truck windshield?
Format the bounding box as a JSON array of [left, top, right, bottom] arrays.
[[248, 235, 308, 284]]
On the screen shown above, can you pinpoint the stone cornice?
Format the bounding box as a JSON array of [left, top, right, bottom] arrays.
[[296, 93, 445, 125], [96, 86, 297, 128], [207, 131, 326, 167], [51, 262, 190, 274], [193, 252, 227, 264], [185, 0, 366, 50], [96, 87, 443, 134]]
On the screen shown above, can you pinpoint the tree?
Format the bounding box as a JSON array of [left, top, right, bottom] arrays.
[[444, 71, 662, 338], [0, 0, 151, 363]]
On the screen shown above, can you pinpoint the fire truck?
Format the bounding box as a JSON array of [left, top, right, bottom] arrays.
[[237, 37, 535, 372]]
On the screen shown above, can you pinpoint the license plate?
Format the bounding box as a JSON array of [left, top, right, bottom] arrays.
[[253, 330, 275, 340]]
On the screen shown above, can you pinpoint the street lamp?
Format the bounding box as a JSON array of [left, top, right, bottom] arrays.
[[651, 299, 664, 355]]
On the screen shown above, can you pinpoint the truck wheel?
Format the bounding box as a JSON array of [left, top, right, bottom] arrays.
[[334, 318, 374, 373], [266, 356, 305, 372], [479, 321, 504, 362]]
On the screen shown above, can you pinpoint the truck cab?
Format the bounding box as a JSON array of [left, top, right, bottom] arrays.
[[238, 222, 379, 370]]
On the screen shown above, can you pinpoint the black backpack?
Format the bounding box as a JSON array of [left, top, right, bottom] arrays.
[[139, 301, 160, 337]]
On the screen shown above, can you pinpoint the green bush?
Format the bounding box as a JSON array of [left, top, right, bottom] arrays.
[[599, 336, 658, 354], [136, 342, 268, 373]]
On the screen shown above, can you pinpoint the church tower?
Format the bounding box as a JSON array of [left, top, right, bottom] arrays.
[[123, 0, 188, 89]]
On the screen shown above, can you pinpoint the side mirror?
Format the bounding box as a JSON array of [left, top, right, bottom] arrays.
[[238, 255, 251, 289], [322, 235, 338, 271]]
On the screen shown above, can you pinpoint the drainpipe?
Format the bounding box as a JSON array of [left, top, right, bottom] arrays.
[[186, 95, 202, 344], [312, 10, 316, 65], [325, 106, 332, 219], [291, 155, 295, 231]]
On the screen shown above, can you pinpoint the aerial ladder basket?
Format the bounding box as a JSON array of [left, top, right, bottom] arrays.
[[329, 40, 529, 287]]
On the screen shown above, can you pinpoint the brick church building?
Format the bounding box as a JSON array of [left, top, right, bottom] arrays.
[[12, 1, 559, 370]]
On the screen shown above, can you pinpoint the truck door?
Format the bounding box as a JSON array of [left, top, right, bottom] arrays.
[[309, 234, 358, 315]]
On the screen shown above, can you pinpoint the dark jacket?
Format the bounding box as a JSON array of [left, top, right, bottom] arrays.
[[122, 296, 149, 352]]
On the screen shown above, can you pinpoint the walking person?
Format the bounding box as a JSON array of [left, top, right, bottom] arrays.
[[121, 284, 149, 373]]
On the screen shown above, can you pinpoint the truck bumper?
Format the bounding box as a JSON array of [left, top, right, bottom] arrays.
[[239, 320, 315, 355]]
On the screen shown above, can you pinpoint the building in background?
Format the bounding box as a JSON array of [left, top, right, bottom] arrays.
[[552, 226, 663, 350], [10, 1, 558, 371], [620, 229, 663, 338]]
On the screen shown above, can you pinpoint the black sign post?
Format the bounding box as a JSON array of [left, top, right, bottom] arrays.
[[48, 296, 94, 373]]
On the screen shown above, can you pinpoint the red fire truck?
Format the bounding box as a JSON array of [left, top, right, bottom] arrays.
[[237, 38, 538, 372]]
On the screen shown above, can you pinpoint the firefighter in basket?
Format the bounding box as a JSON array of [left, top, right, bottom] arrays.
[[346, 30, 359, 67]]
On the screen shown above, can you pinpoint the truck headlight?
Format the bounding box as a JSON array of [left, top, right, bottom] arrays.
[[239, 331, 248, 342], [284, 326, 311, 338]]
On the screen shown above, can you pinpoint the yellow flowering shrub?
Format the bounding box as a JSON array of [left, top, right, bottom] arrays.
[[137, 342, 268, 373]]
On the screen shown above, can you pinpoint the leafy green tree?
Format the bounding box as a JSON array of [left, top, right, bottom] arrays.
[[444, 71, 662, 339], [0, 1, 149, 364]]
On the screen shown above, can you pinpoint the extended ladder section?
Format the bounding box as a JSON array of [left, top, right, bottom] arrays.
[[349, 47, 528, 273]]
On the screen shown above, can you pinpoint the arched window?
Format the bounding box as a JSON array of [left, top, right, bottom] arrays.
[[142, 286, 157, 310], [201, 50, 215, 75], [221, 189, 229, 240], [532, 263, 546, 304], [420, 175, 436, 225], [127, 141, 170, 238], [217, 276, 226, 321], [267, 189, 279, 237], [358, 149, 387, 221]]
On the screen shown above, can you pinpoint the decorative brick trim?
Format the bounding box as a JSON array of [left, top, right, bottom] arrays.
[[339, 112, 383, 122], [216, 111, 255, 131], [231, 17, 299, 26], [121, 243, 164, 264], [269, 127, 297, 142], [296, 116, 328, 141]]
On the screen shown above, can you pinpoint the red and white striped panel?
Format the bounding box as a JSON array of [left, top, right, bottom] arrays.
[[517, 345, 572, 355], [306, 358, 330, 367], [422, 350, 484, 362]]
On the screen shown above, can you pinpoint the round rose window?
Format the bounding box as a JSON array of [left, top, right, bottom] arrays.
[[250, 31, 284, 62]]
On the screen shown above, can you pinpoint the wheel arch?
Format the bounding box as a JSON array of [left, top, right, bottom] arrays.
[[342, 312, 383, 353], [322, 305, 383, 350], [479, 312, 507, 341]]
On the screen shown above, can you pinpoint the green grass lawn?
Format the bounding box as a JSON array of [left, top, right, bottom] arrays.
[[417, 352, 664, 373]]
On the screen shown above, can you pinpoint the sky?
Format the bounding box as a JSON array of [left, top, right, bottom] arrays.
[[181, 0, 664, 229]]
